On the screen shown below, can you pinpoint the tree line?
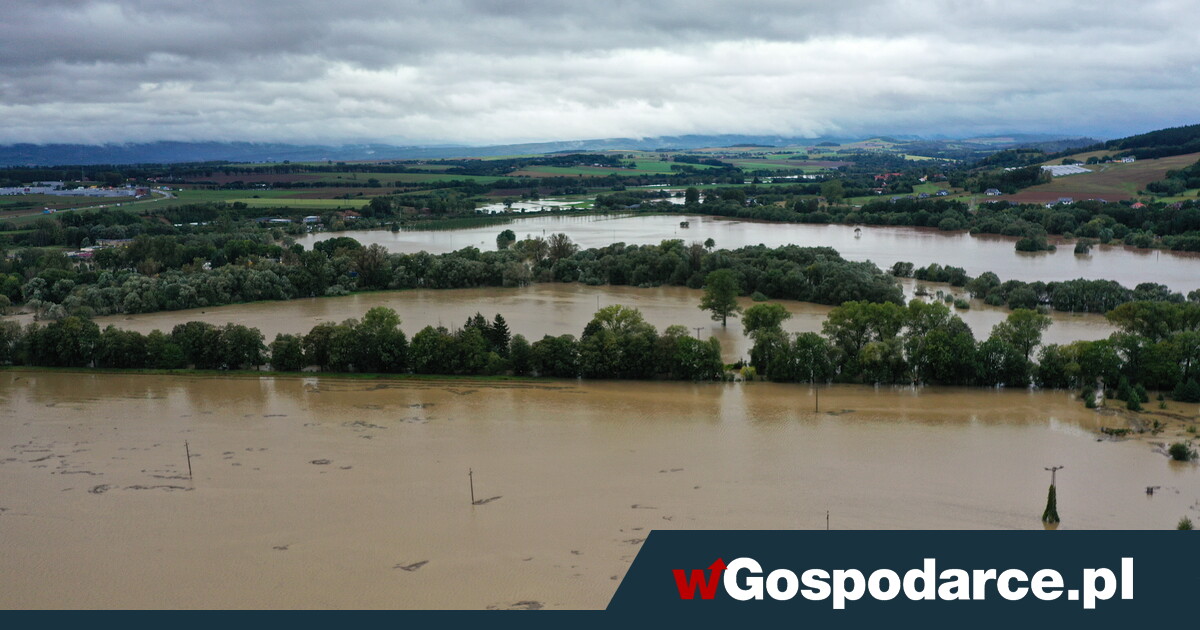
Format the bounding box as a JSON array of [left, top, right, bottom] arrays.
[[0, 305, 723, 381], [7, 236, 903, 319], [891, 261, 1195, 313], [743, 299, 1200, 404]]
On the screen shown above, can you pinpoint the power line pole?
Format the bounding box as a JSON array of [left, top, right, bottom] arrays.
[[1044, 465, 1063, 486]]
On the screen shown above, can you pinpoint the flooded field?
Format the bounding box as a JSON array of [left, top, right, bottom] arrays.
[[1, 372, 1196, 609], [296, 214, 1200, 293], [65, 282, 1116, 362]]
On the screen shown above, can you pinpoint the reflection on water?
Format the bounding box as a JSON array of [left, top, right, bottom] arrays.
[[1, 372, 1196, 608], [296, 214, 1200, 292]]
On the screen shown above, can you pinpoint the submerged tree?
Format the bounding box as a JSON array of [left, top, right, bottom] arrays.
[[700, 268, 741, 327]]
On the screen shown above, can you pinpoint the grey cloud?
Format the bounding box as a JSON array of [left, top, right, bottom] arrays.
[[0, 1, 1197, 144]]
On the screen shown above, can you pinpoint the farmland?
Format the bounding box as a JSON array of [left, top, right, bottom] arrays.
[[1004, 152, 1200, 203]]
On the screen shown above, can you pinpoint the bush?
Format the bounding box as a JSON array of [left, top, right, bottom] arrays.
[[953, 298, 970, 310], [1116, 376, 1133, 402], [1173, 378, 1200, 402], [750, 291, 768, 302], [1133, 383, 1149, 403], [1180, 517, 1195, 530], [1126, 397, 1142, 412], [1168, 442, 1195, 462]]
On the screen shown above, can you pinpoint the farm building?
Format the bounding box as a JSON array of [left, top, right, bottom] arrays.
[[984, 188, 1002, 196], [1041, 164, 1092, 177]]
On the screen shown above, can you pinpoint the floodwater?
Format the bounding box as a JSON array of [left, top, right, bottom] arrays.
[[1, 372, 1196, 609], [70, 281, 1115, 362], [296, 214, 1200, 292]]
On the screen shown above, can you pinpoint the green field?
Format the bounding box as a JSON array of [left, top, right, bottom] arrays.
[[1008, 152, 1200, 203], [311, 172, 504, 185], [227, 197, 370, 209]]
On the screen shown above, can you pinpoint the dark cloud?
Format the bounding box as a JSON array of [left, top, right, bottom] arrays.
[[1, 1, 1197, 144]]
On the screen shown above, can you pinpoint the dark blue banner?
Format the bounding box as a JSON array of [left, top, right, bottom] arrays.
[[609, 530, 1198, 626]]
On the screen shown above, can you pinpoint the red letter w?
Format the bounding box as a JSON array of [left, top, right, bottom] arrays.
[[672, 558, 727, 600]]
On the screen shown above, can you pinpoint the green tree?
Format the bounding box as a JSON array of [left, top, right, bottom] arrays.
[[146, 330, 186, 369], [509, 334, 533, 376], [172, 321, 222, 369], [685, 187, 700, 206], [531, 334, 580, 378], [96, 326, 148, 369], [0, 320, 20, 365], [353, 243, 392, 290], [356, 306, 408, 372], [547, 233, 578, 262], [41, 316, 101, 367], [1173, 378, 1200, 402], [218, 323, 266, 370], [991, 309, 1052, 362], [270, 333, 305, 371], [303, 322, 337, 370], [742, 303, 791, 336], [699, 269, 741, 327], [410, 326, 454, 374], [820, 179, 845, 203], [496, 229, 516, 250], [487, 314, 511, 357]]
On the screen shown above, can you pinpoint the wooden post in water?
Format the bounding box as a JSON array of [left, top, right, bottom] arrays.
[[814, 386, 819, 413], [469, 468, 475, 505], [184, 441, 193, 480], [826, 510, 829, 531]]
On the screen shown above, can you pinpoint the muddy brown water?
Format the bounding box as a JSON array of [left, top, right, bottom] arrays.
[[1, 372, 1196, 609], [35, 282, 1113, 364], [297, 214, 1200, 292]]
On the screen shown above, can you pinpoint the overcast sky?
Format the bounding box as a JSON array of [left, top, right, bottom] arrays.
[[1, 0, 1197, 145]]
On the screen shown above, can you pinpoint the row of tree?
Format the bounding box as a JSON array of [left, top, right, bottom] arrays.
[[743, 299, 1200, 400], [11, 236, 904, 319], [889, 261, 1195, 313], [0, 306, 724, 381]]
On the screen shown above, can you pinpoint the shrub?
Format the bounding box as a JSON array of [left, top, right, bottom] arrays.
[[1179, 517, 1194, 530], [1168, 442, 1195, 462], [1116, 376, 1133, 402], [1173, 378, 1200, 402], [750, 291, 768, 302], [953, 298, 970, 310]]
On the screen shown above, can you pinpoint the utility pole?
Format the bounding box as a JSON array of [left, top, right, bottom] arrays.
[[1042, 465, 1063, 524], [1044, 465, 1063, 486], [693, 326, 704, 339], [184, 441, 193, 480], [469, 468, 475, 505], [814, 385, 819, 413], [826, 510, 829, 531]]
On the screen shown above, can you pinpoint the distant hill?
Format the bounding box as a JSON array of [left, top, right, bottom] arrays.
[[0, 132, 1100, 167], [1102, 123, 1200, 159], [0, 136, 843, 166]]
